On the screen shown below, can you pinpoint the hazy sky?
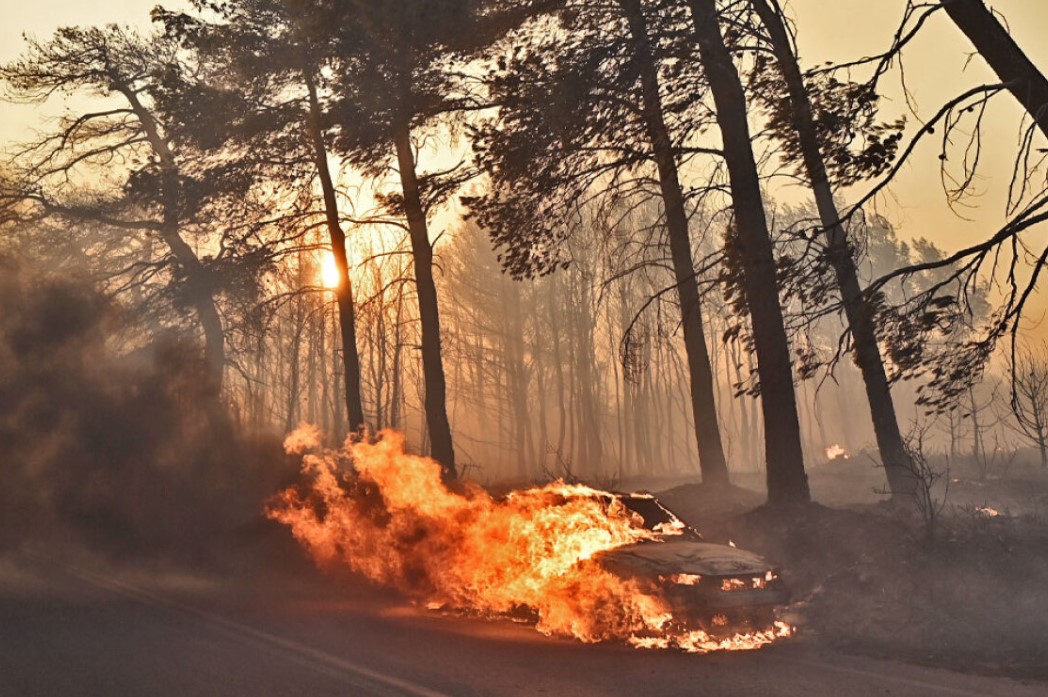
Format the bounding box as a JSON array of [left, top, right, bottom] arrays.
[[788, 1, 1048, 250], [1, 0, 1047, 287]]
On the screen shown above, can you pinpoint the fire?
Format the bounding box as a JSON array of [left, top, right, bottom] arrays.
[[267, 425, 792, 652], [824, 443, 849, 461]]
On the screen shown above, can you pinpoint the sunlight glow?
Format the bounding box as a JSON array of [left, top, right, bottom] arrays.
[[320, 252, 341, 289]]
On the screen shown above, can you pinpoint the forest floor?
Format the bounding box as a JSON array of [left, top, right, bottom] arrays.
[[654, 456, 1048, 681]]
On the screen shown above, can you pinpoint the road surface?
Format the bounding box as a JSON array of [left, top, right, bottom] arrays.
[[0, 552, 1042, 697]]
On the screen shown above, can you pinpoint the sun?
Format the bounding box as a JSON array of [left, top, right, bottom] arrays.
[[320, 251, 341, 289]]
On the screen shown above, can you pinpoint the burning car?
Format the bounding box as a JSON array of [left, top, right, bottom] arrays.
[[586, 493, 789, 636], [270, 428, 792, 651]]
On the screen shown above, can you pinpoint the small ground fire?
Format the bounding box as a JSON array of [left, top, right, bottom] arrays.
[[824, 444, 850, 461], [267, 425, 791, 653]]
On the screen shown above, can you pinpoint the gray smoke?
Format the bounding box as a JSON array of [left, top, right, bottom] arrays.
[[0, 255, 290, 567]]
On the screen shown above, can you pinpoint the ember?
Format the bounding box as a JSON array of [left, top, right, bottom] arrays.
[[267, 425, 792, 653]]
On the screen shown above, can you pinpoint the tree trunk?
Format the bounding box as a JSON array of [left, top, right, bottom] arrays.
[[620, 0, 730, 486], [331, 304, 345, 442], [750, 0, 917, 498], [319, 306, 331, 434], [284, 296, 306, 432], [117, 82, 227, 395], [685, 0, 810, 503], [948, 410, 959, 461], [548, 281, 568, 460], [503, 275, 532, 477], [533, 287, 550, 469], [969, 384, 985, 477], [941, 0, 1048, 140], [575, 277, 603, 476], [394, 126, 457, 480], [160, 228, 227, 391], [747, 351, 763, 471], [391, 291, 405, 430], [304, 70, 367, 433], [306, 301, 318, 424], [730, 342, 753, 470]]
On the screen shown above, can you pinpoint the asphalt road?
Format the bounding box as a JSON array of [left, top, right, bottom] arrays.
[[0, 553, 1043, 697]]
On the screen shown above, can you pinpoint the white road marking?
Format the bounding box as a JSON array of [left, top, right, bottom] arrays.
[[43, 558, 452, 697]]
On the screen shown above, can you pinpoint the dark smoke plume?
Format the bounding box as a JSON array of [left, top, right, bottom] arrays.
[[0, 255, 288, 566]]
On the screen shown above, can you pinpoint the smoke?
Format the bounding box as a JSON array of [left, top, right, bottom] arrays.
[[0, 255, 289, 566]]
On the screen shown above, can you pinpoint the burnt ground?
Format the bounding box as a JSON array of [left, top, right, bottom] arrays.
[[654, 455, 1048, 681]]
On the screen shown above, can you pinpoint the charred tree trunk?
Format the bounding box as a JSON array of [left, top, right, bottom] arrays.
[[940, 0, 1048, 140], [304, 71, 367, 433], [750, 0, 917, 498], [620, 0, 730, 486], [685, 0, 810, 503], [394, 126, 457, 480]]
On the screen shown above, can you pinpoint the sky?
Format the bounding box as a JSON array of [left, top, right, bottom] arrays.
[[1, 0, 1047, 319], [787, 0, 1048, 252]]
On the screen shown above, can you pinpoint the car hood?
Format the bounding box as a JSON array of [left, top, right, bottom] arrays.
[[594, 540, 772, 577]]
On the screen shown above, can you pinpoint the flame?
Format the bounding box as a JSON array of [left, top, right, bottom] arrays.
[[267, 426, 792, 652], [824, 443, 849, 461]]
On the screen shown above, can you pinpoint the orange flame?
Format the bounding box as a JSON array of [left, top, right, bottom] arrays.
[[267, 426, 791, 652]]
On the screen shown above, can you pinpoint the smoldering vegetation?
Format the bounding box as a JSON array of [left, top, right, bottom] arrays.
[[650, 447, 1048, 679], [0, 256, 290, 567]]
